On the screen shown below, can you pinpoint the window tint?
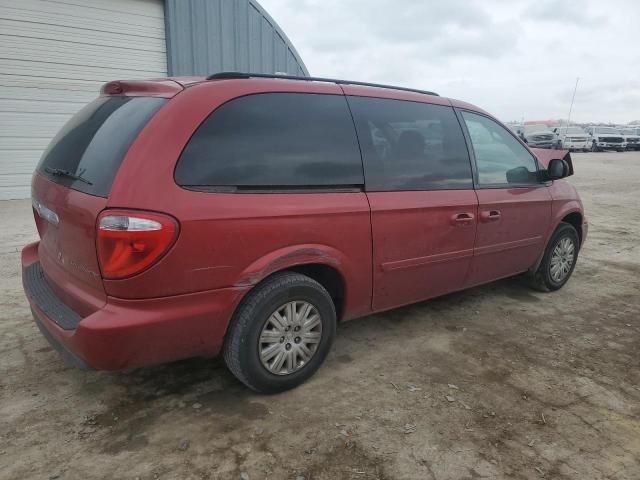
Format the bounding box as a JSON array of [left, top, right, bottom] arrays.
[[462, 111, 540, 186], [347, 96, 472, 191], [38, 96, 166, 197], [175, 93, 363, 189]]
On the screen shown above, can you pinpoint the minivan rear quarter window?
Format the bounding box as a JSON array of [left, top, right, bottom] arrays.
[[174, 93, 364, 190], [37, 96, 166, 197], [347, 96, 473, 191]]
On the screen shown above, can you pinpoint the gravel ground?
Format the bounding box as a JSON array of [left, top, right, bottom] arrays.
[[1, 151, 639, 480]]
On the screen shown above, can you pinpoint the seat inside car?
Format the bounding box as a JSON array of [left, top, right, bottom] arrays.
[[394, 129, 426, 160]]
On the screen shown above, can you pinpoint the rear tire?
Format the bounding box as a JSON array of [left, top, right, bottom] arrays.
[[223, 271, 336, 393], [530, 223, 580, 292]]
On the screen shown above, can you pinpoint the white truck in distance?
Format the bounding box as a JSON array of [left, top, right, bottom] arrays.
[[553, 126, 590, 152], [585, 126, 626, 152], [620, 127, 640, 151]]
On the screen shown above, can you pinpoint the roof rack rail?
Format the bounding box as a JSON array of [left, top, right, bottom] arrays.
[[205, 72, 439, 97]]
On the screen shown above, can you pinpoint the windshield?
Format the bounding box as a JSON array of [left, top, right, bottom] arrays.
[[524, 124, 551, 133], [559, 127, 586, 134], [595, 127, 621, 134], [37, 96, 166, 197]]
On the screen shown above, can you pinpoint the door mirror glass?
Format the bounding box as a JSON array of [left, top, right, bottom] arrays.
[[547, 158, 569, 180]]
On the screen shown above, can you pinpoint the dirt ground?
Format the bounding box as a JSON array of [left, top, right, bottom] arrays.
[[1, 151, 639, 480]]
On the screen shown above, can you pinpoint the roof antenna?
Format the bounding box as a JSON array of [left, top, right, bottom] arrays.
[[564, 77, 580, 135]]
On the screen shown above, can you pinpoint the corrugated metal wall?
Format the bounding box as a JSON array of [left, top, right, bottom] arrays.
[[165, 0, 308, 77]]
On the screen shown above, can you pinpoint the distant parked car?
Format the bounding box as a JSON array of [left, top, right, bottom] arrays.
[[506, 123, 528, 143], [620, 127, 640, 151], [553, 126, 590, 152], [585, 126, 626, 152], [523, 124, 562, 149]]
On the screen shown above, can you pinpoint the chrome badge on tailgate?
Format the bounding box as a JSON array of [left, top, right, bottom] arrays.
[[32, 198, 60, 226]]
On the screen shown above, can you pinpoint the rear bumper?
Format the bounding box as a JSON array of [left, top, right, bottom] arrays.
[[31, 306, 90, 369], [22, 241, 249, 370]]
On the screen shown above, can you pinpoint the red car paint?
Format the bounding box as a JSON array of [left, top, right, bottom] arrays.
[[22, 77, 587, 370]]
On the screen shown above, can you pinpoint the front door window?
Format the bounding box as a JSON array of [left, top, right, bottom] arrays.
[[462, 112, 540, 186]]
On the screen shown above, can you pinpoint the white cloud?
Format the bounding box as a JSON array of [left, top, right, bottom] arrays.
[[524, 0, 605, 25], [261, 0, 640, 123]]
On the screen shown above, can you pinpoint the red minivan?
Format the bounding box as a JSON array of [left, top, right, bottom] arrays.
[[22, 73, 587, 392]]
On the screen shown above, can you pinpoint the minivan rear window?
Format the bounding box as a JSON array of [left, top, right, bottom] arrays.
[[174, 93, 364, 190], [37, 96, 166, 197]]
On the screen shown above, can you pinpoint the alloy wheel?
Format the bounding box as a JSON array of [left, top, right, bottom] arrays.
[[549, 237, 576, 283], [258, 301, 322, 375]]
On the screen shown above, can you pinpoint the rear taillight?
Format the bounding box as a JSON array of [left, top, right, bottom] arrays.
[[96, 210, 178, 279]]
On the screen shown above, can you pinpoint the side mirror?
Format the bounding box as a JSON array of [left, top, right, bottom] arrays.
[[547, 158, 570, 180]]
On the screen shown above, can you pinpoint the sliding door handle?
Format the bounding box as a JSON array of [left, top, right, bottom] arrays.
[[451, 212, 475, 226], [480, 210, 501, 222]]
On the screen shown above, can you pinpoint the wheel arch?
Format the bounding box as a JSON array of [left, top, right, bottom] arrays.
[[560, 211, 583, 246], [286, 264, 346, 321], [529, 209, 583, 274], [233, 244, 351, 321]]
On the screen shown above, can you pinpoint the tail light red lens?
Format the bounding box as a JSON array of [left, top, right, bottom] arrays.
[[96, 210, 178, 279]]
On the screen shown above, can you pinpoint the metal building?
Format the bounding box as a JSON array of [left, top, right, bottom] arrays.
[[0, 0, 308, 200]]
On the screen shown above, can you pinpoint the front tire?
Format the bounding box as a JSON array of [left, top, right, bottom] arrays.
[[530, 223, 580, 292], [223, 272, 336, 393], [591, 141, 599, 152]]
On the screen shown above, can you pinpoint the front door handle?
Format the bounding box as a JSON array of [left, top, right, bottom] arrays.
[[451, 212, 475, 226], [480, 210, 501, 222]]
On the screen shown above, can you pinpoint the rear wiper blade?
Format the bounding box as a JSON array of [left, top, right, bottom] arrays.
[[44, 167, 93, 185]]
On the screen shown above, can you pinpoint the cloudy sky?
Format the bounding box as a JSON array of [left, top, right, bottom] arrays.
[[260, 0, 640, 124]]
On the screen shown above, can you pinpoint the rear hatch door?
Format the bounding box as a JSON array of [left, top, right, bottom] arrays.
[[32, 95, 167, 316]]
